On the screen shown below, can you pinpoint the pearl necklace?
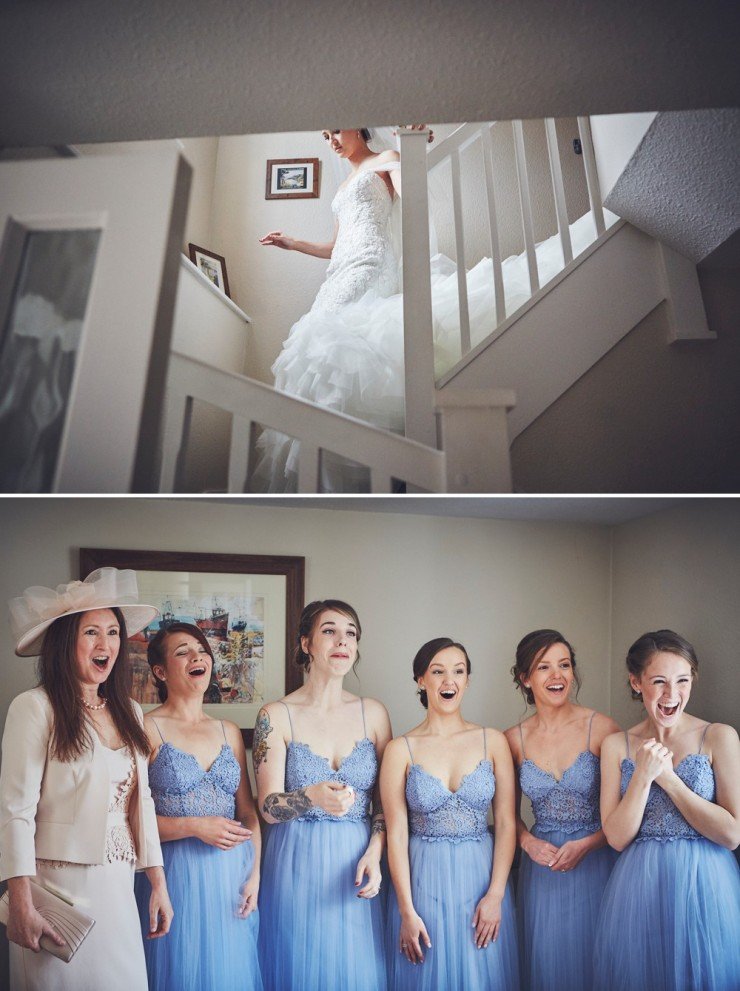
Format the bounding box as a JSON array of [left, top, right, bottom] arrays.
[[81, 696, 107, 711]]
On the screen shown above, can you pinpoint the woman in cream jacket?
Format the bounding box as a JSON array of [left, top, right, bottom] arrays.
[[0, 568, 172, 991]]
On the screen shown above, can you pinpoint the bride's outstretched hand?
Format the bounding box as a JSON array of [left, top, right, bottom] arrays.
[[259, 231, 295, 250], [394, 124, 435, 143]]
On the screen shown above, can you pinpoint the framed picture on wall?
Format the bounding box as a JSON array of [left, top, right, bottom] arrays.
[[265, 158, 320, 199], [79, 548, 305, 747], [187, 243, 231, 298]]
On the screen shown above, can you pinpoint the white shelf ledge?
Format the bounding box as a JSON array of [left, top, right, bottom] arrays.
[[180, 252, 251, 323]]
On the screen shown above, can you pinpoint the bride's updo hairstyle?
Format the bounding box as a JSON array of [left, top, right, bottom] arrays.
[[511, 629, 580, 706], [294, 599, 362, 673], [413, 637, 471, 709], [625, 629, 699, 700]]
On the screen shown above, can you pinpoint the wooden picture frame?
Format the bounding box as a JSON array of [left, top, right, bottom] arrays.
[[187, 243, 231, 298], [265, 158, 320, 199], [79, 548, 304, 748]]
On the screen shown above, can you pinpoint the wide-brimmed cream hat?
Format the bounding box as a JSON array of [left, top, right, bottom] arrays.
[[9, 567, 159, 657]]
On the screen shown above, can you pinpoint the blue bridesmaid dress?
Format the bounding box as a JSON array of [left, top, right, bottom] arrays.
[[387, 729, 520, 991], [517, 712, 617, 991], [258, 699, 386, 991], [593, 725, 740, 990], [134, 720, 262, 991]]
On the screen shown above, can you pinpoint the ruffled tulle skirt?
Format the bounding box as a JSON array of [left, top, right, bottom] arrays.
[[592, 836, 740, 991], [251, 210, 618, 492], [386, 833, 519, 991], [517, 825, 617, 991], [258, 819, 386, 991], [134, 836, 262, 991]]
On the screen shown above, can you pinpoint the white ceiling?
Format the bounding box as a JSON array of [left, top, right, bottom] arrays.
[[178, 496, 710, 525], [1, 1, 738, 147]]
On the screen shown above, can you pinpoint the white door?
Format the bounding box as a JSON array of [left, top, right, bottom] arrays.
[[0, 149, 191, 492]]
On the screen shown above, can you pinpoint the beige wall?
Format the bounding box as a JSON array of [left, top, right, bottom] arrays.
[[609, 499, 740, 731]]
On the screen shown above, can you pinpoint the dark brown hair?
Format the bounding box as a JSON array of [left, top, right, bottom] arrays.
[[147, 623, 217, 703], [625, 629, 699, 699], [359, 128, 371, 141], [38, 608, 150, 761], [412, 637, 472, 709], [294, 600, 362, 672], [511, 629, 580, 706]]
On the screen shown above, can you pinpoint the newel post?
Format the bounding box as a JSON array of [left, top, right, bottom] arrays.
[[398, 127, 437, 449], [435, 389, 516, 493]]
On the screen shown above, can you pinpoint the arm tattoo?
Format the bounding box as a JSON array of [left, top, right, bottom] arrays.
[[371, 815, 387, 835], [263, 788, 313, 822], [252, 708, 273, 771]]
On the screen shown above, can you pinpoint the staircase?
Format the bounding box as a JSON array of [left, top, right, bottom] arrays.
[[160, 116, 719, 494]]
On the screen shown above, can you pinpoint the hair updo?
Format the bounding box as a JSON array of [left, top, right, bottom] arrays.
[[412, 637, 471, 709], [511, 629, 580, 706], [294, 599, 362, 672], [147, 622, 217, 704], [359, 128, 371, 141], [625, 629, 699, 699]]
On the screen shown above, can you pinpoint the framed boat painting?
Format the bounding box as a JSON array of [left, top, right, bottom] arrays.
[[79, 548, 305, 747]]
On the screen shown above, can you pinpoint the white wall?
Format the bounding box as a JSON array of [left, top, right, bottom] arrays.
[[0, 499, 613, 741], [609, 499, 740, 731], [590, 112, 657, 199]]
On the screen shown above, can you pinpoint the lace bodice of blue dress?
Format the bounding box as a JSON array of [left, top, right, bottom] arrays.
[[519, 712, 601, 835], [148, 739, 240, 817], [621, 729, 715, 841], [405, 734, 494, 842], [282, 699, 377, 822]]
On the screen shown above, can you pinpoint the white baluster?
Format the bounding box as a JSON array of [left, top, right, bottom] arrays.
[[512, 120, 540, 295], [545, 118, 573, 266], [577, 116, 605, 235], [227, 414, 252, 492], [481, 124, 506, 325], [297, 440, 320, 493], [450, 147, 471, 354], [159, 390, 192, 492]]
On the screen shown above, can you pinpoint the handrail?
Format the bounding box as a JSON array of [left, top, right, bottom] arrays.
[[160, 351, 447, 493]]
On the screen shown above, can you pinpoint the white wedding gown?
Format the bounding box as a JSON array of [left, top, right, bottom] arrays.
[[251, 162, 617, 493]]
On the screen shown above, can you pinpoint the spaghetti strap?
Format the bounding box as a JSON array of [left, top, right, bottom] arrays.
[[150, 717, 166, 744], [699, 722, 712, 753], [518, 723, 527, 759], [625, 730, 630, 759], [403, 735, 415, 762], [359, 697, 367, 737], [279, 700, 295, 742], [219, 720, 227, 742], [586, 712, 596, 752], [482, 727, 487, 758]]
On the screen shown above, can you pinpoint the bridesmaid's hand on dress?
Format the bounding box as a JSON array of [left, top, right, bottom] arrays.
[[634, 738, 674, 786], [399, 910, 432, 964], [473, 891, 503, 947], [354, 851, 382, 898], [195, 816, 253, 850], [237, 873, 260, 918], [521, 833, 560, 867], [547, 836, 591, 873], [147, 877, 174, 940], [305, 781, 356, 817], [259, 231, 295, 250]]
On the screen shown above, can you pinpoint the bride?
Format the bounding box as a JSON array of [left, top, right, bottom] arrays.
[[252, 126, 432, 494]]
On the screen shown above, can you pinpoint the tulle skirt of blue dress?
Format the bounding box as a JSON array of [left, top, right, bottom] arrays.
[[517, 825, 617, 991], [387, 832, 519, 991], [135, 837, 262, 991], [592, 836, 740, 991], [258, 819, 387, 991]]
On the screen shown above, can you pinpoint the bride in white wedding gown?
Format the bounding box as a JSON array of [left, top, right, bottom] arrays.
[[251, 126, 616, 493]]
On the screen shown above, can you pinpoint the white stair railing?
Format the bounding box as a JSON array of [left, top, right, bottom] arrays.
[[160, 351, 447, 493]]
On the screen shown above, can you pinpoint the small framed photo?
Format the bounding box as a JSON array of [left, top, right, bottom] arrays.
[[265, 158, 320, 199], [188, 243, 231, 298]]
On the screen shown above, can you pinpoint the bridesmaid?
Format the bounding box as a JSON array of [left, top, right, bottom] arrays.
[[504, 629, 619, 991], [594, 630, 740, 990], [381, 637, 519, 990], [134, 622, 263, 991], [252, 599, 392, 991]]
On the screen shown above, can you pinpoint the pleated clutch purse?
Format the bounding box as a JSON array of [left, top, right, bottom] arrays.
[[0, 878, 95, 962]]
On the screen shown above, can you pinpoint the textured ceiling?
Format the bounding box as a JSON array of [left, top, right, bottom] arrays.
[[1, 1, 739, 147], [605, 109, 740, 262]]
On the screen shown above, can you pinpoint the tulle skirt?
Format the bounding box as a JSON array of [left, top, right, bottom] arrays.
[[517, 825, 617, 991], [258, 818, 386, 991], [593, 836, 740, 991], [134, 836, 262, 991], [251, 210, 618, 493], [386, 833, 520, 991]]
